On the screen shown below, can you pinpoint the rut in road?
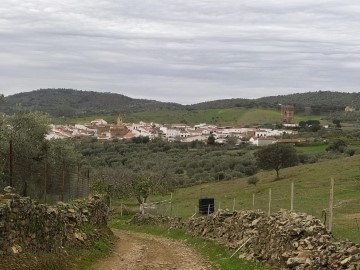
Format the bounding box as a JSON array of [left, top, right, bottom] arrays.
[[94, 229, 215, 270]]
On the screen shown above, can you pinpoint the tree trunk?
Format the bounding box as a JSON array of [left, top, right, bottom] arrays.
[[275, 169, 280, 179], [61, 164, 65, 201]]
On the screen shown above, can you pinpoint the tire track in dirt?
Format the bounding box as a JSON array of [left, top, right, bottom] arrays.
[[94, 230, 215, 270]]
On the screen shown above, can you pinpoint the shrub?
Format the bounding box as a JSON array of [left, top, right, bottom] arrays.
[[247, 176, 259, 186]]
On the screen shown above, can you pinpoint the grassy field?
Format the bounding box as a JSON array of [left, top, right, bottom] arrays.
[[122, 154, 360, 243], [62, 107, 318, 126], [295, 144, 328, 153]]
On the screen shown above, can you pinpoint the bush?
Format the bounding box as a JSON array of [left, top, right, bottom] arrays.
[[298, 153, 318, 164], [247, 176, 259, 186], [347, 148, 356, 156]]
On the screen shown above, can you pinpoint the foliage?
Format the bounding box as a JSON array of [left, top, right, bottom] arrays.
[[247, 176, 259, 186], [48, 139, 79, 201], [255, 143, 298, 179], [0, 109, 50, 197], [332, 119, 342, 128], [207, 134, 215, 145], [74, 139, 259, 199], [2, 89, 357, 123], [326, 139, 347, 153], [0, 88, 182, 117], [0, 109, 85, 202], [299, 120, 322, 132], [194, 90, 360, 115]]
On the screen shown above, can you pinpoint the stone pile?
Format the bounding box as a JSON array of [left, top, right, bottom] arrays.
[[183, 210, 360, 270], [0, 187, 109, 256], [129, 213, 182, 227]]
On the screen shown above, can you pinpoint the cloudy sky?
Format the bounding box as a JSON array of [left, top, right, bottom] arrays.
[[1, 0, 360, 104]]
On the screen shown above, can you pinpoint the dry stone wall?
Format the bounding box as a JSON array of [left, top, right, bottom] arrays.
[[0, 186, 109, 256], [184, 210, 360, 270], [130, 210, 360, 270]]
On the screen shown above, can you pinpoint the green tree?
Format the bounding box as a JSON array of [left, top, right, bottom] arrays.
[[326, 139, 347, 153], [48, 139, 79, 201], [332, 119, 341, 128], [207, 134, 215, 145], [255, 143, 298, 179], [0, 109, 50, 196]]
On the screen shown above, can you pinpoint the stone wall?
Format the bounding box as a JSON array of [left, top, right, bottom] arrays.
[[130, 210, 360, 270], [0, 186, 109, 256], [184, 210, 360, 270]]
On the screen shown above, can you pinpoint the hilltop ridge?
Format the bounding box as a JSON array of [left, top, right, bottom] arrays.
[[1, 88, 359, 117]]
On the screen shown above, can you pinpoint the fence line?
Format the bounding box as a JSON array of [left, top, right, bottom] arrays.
[[163, 178, 342, 234]]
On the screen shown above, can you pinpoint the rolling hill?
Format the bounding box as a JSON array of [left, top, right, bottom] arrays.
[[0, 88, 182, 117], [0, 89, 357, 123]]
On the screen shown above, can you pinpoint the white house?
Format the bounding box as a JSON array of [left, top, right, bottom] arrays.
[[180, 135, 207, 143], [91, 119, 107, 126], [249, 137, 276, 146]]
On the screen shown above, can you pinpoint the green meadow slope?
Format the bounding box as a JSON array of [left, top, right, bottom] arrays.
[[149, 155, 360, 243], [69, 108, 316, 125]]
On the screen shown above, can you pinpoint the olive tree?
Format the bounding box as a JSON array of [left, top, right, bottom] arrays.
[[0, 109, 50, 196], [255, 143, 298, 179]]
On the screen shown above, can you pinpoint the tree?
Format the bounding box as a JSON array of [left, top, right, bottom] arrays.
[[0, 109, 50, 196], [207, 134, 215, 145], [48, 139, 79, 201], [332, 119, 341, 128], [255, 143, 298, 179], [326, 139, 347, 153]]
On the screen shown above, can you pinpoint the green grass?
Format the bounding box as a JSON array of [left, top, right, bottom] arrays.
[[295, 144, 327, 153], [35, 256, 69, 270], [110, 216, 269, 270], [75, 228, 114, 270], [130, 154, 360, 243], [125, 108, 316, 125], [34, 226, 113, 270], [34, 226, 114, 270], [59, 108, 320, 126]]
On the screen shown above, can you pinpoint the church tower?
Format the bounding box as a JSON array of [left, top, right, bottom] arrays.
[[117, 115, 123, 126]]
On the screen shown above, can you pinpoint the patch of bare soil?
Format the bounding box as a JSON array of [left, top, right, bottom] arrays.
[[94, 230, 215, 270]]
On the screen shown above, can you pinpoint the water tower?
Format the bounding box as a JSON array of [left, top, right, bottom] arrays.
[[281, 105, 294, 124]]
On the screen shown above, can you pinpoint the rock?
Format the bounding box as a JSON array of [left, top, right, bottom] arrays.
[[3, 186, 15, 194], [348, 246, 360, 255], [340, 256, 352, 266], [11, 245, 22, 254], [287, 256, 306, 267], [74, 232, 85, 242]]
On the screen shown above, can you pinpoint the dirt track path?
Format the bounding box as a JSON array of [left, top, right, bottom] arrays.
[[94, 230, 215, 270]]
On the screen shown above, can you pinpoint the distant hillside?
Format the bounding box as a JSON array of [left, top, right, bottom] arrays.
[[0, 88, 183, 117], [2, 89, 358, 119], [122, 107, 313, 126], [193, 91, 360, 114]]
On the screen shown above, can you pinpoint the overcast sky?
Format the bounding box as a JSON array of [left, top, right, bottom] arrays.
[[1, 0, 360, 104]]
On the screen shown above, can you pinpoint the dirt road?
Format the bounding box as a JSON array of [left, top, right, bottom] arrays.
[[94, 230, 215, 270]]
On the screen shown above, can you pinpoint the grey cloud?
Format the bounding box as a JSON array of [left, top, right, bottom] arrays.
[[0, 0, 360, 104]]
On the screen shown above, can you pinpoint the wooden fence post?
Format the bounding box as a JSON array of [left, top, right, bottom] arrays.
[[252, 193, 255, 210], [170, 193, 173, 217], [268, 188, 272, 216], [329, 177, 334, 232], [291, 181, 294, 211], [141, 198, 145, 215]]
